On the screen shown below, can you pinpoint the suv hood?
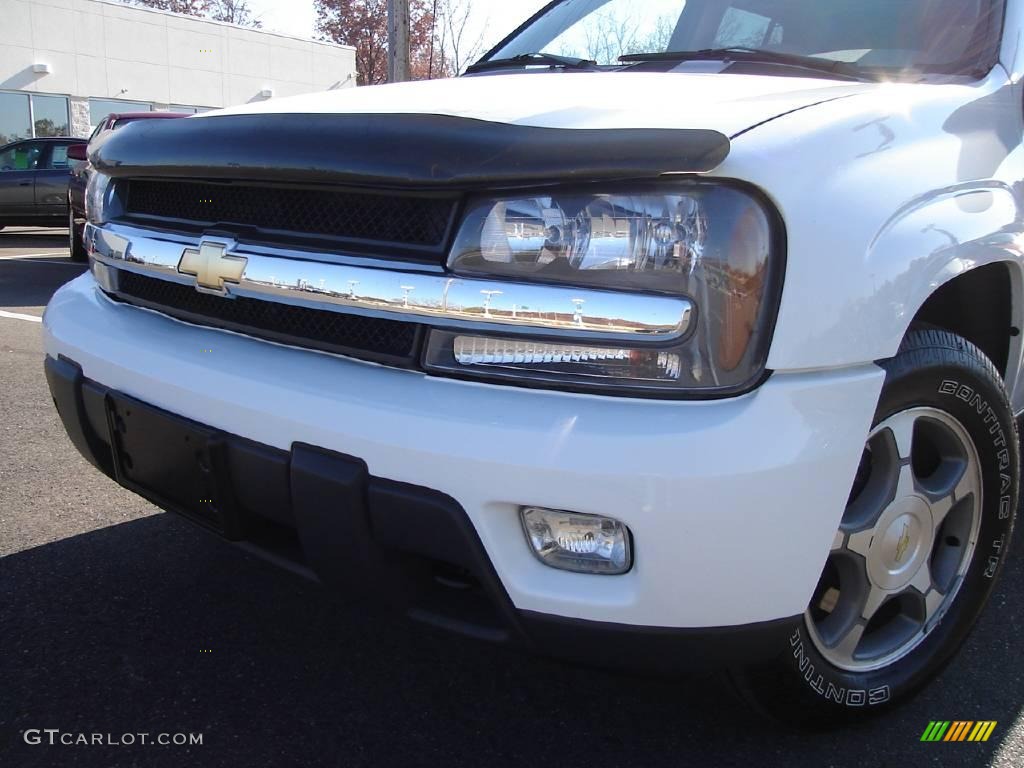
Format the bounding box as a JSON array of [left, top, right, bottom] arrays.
[[209, 70, 876, 137], [93, 72, 882, 189]]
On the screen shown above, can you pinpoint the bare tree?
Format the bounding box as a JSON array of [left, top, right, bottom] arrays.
[[122, 0, 211, 14], [316, 0, 438, 85], [209, 0, 263, 27], [120, 0, 263, 28], [429, 0, 488, 77], [557, 10, 675, 63]]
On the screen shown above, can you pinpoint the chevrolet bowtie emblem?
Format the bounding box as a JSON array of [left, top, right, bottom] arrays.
[[895, 522, 911, 563], [178, 242, 247, 294]]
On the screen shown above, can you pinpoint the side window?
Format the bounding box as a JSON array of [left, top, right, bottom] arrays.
[[0, 145, 19, 171], [713, 7, 781, 48], [45, 144, 72, 170], [0, 143, 42, 172]]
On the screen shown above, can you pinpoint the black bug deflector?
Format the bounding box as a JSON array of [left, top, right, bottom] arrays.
[[90, 113, 731, 188]]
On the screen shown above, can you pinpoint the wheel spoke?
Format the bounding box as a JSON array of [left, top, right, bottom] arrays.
[[847, 528, 873, 557], [831, 529, 846, 552], [829, 622, 866, 664], [862, 583, 889, 622], [895, 463, 916, 500], [955, 464, 980, 504], [909, 559, 933, 595], [924, 587, 946, 625], [887, 412, 916, 460], [928, 493, 953, 531]]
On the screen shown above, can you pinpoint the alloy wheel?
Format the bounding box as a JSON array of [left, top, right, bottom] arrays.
[[806, 407, 982, 672]]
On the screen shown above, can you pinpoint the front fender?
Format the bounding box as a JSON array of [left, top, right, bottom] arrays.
[[717, 72, 1024, 383], [854, 181, 1023, 361]]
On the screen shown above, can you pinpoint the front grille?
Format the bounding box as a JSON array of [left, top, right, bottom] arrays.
[[122, 179, 457, 251], [114, 271, 421, 364]]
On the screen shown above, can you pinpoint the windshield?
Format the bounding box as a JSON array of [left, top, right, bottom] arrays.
[[487, 0, 1005, 77]]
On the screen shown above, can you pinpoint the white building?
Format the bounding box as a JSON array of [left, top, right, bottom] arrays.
[[0, 0, 357, 143]]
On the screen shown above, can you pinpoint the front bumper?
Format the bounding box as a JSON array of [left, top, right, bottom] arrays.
[[45, 354, 798, 668], [44, 275, 886, 659]]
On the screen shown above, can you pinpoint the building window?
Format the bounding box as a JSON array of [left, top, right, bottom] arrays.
[[169, 105, 212, 115], [0, 93, 30, 145], [32, 94, 70, 138], [0, 92, 70, 145], [89, 98, 153, 131]]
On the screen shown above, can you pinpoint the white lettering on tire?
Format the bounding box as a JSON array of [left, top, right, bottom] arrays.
[[790, 630, 891, 706], [939, 380, 1013, 578]]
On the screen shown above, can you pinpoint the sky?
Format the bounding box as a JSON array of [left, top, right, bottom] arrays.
[[245, 0, 550, 56]]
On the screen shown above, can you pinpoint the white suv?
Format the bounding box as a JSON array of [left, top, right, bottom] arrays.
[[44, 0, 1019, 725]]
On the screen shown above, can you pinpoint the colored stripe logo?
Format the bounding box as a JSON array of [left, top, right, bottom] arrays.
[[921, 721, 997, 742]]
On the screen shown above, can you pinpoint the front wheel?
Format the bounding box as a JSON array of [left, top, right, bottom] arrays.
[[731, 329, 1018, 727]]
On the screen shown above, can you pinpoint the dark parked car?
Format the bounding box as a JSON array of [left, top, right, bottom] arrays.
[[0, 137, 87, 252], [68, 112, 188, 261]]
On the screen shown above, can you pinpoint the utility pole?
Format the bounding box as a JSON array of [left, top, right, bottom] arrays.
[[388, 0, 410, 83]]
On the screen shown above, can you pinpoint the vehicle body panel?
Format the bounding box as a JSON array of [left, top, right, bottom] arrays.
[[713, 69, 1024, 412], [0, 138, 85, 225], [35, 142, 78, 213], [70, 112, 189, 225], [207, 62, 1024, 408], [39, 1, 1024, 632], [0, 169, 37, 216], [209, 70, 875, 134], [44, 273, 884, 627]]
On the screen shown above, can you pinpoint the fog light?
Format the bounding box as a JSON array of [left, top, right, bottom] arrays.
[[520, 507, 632, 575]]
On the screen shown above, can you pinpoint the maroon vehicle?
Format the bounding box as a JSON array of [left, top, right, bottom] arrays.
[[67, 112, 189, 261]]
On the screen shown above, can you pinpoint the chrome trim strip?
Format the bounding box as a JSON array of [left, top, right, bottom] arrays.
[[88, 223, 692, 342]]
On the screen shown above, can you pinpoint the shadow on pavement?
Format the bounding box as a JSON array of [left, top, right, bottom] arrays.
[[2, 509, 1021, 767], [0, 257, 85, 310], [0, 230, 68, 251]]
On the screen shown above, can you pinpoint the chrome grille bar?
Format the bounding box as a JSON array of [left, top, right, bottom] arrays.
[[87, 223, 692, 343]]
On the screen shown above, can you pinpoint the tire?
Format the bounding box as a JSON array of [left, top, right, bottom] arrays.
[[730, 329, 1018, 727], [68, 205, 87, 262]]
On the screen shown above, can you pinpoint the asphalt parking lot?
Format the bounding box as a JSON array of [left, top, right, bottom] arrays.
[[1, 227, 1023, 768]]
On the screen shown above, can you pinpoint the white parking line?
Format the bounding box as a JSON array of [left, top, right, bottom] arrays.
[[0, 253, 72, 262], [2, 259, 82, 267], [0, 310, 42, 323], [0, 257, 66, 264]]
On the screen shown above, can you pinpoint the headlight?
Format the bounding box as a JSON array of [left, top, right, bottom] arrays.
[[85, 171, 113, 226], [431, 183, 782, 395]]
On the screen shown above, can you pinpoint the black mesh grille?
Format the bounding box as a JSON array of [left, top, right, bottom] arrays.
[[114, 271, 420, 363], [123, 179, 456, 249]]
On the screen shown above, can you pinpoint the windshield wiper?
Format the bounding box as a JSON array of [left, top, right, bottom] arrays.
[[619, 47, 872, 81], [465, 52, 600, 74]]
